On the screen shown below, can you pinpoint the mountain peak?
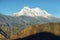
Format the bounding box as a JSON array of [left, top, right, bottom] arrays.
[[13, 7, 53, 18], [23, 6, 30, 10]]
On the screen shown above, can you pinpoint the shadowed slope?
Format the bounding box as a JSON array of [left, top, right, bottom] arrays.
[[14, 32, 60, 40]]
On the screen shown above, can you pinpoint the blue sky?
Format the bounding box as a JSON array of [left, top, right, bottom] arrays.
[[0, 0, 60, 18]]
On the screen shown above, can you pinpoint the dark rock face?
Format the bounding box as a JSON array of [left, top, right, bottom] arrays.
[[0, 29, 9, 39], [14, 32, 60, 40]]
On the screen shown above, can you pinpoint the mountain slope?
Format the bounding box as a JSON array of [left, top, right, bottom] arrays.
[[5, 23, 60, 39], [0, 7, 60, 39], [18, 23, 60, 38]]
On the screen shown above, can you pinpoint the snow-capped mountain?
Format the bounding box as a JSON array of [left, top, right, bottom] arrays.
[[13, 7, 52, 18], [12, 7, 60, 23], [0, 7, 60, 27], [0, 7, 60, 31], [0, 7, 60, 39]]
